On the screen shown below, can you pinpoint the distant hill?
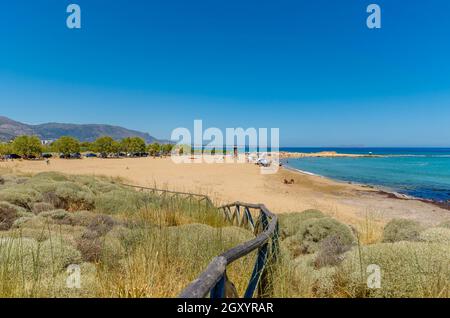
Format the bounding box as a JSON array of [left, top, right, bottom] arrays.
[[0, 116, 161, 143]]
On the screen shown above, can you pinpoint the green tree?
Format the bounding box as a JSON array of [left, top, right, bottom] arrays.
[[0, 143, 11, 157], [41, 144, 52, 154], [121, 137, 146, 155], [93, 136, 116, 158], [147, 143, 161, 157], [11, 135, 43, 159], [80, 141, 93, 152], [161, 143, 174, 156], [111, 140, 121, 156], [52, 136, 80, 158]]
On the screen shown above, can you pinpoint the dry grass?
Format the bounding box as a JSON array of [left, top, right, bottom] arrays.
[[0, 171, 255, 297], [0, 170, 448, 298]]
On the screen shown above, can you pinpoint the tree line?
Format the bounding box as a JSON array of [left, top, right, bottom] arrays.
[[0, 135, 174, 159]]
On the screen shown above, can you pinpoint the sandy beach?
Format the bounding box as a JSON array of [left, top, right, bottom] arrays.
[[2, 157, 449, 230]]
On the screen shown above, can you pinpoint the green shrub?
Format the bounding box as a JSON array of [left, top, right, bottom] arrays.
[[437, 220, 450, 229], [40, 238, 82, 272], [336, 242, 450, 297], [73, 176, 123, 195], [70, 210, 99, 227], [42, 262, 98, 297], [382, 219, 423, 243], [77, 236, 102, 262], [39, 209, 74, 225], [0, 187, 43, 210], [87, 215, 117, 236], [94, 189, 148, 214], [0, 236, 80, 279], [419, 227, 450, 243], [53, 182, 95, 211], [0, 237, 40, 278], [0, 174, 21, 186], [285, 217, 355, 255], [278, 209, 325, 238], [101, 230, 127, 267], [32, 202, 55, 214], [314, 234, 351, 268], [0, 201, 23, 230], [12, 216, 34, 228], [292, 253, 338, 297], [32, 172, 69, 182]]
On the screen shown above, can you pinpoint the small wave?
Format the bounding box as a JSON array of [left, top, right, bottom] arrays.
[[382, 154, 450, 158], [283, 165, 319, 176]]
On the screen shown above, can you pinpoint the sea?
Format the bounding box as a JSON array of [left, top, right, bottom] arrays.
[[279, 148, 450, 203]]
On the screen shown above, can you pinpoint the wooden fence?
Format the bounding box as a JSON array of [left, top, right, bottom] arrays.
[[121, 184, 280, 299]]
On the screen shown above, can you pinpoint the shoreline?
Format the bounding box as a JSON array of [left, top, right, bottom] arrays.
[[277, 151, 384, 159], [282, 161, 450, 211]]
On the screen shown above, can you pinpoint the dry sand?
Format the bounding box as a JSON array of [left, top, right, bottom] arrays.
[[2, 157, 449, 228]]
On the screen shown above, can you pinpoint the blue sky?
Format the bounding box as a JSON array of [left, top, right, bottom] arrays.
[[1, 0, 450, 146]]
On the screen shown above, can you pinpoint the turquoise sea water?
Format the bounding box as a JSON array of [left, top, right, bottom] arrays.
[[281, 148, 450, 203]]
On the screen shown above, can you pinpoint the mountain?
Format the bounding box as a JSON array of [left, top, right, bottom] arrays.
[[0, 116, 160, 143]]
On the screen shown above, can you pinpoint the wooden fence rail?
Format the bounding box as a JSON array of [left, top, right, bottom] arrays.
[[120, 183, 279, 299]]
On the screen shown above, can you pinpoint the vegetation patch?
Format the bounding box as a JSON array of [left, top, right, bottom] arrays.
[[335, 242, 450, 297], [284, 217, 355, 256], [278, 209, 325, 239], [419, 227, 450, 243], [382, 218, 423, 243]]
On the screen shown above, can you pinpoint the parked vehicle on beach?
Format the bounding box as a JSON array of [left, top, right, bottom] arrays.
[[256, 158, 270, 167], [6, 154, 21, 159]]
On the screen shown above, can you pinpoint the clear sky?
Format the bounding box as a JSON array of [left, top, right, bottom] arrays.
[[1, 0, 450, 146]]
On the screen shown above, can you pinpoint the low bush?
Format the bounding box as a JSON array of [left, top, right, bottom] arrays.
[[70, 210, 99, 227], [419, 227, 450, 243], [437, 220, 450, 229], [52, 182, 95, 211], [94, 189, 148, 215], [32, 172, 69, 182], [39, 209, 74, 225], [314, 234, 351, 268], [382, 218, 423, 243], [32, 202, 54, 214], [0, 236, 81, 280], [335, 242, 450, 297], [40, 238, 82, 273], [291, 253, 338, 297], [0, 201, 25, 230], [278, 209, 325, 239], [77, 235, 102, 262], [0, 187, 43, 210], [285, 217, 355, 256], [0, 237, 40, 279], [87, 214, 117, 236]]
